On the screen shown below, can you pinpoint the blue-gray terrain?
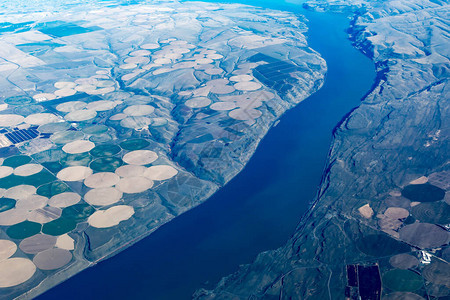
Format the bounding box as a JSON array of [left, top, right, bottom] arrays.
[[195, 0, 450, 299]]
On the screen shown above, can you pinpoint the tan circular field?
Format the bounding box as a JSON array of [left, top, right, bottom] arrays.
[[75, 84, 97, 93], [75, 78, 98, 85], [210, 85, 235, 95], [54, 81, 76, 89], [19, 234, 57, 254], [25, 113, 60, 125], [48, 192, 81, 208], [16, 195, 48, 210], [141, 43, 160, 50], [5, 185, 37, 200], [384, 207, 410, 219], [86, 100, 117, 111], [120, 116, 152, 129], [0, 114, 24, 127], [234, 82, 262, 91], [120, 63, 138, 70], [110, 113, 127, 121], [116, 176, 153, 193], [230, 74, 253, 82], [55, 234, 75, 250], [57, 166, 93, 182], [0, 257, 36, 287], [196, 58, 214, 64], [130, 50, 151, 56], [33, 93, 57, 101], [125, 57, 150, 64], [206, 79, 229, 86], [115, 165, 146, 177], [54, 88, 76, 97], [0, 209, 30, 226], [185, 97, 211, 108], [33, 248, 72, 270], [56, 101, 87, 112], [207, 54, 223, 60], [88, 205, 134, 228], [144, 165, 178, 181], [205, 68, 224, 75], [123, 150, 158, 165], [124, 105, 155, 116], [95, 80, 115, 88], [154, 58, 172, 65], [84, 187, 122, 206], [28, 206, 62, 223], [0, 239, 17, 261], [84, 172, 120, 188], [65, 109, 97, 122], [0, 166, 13, 178], [86, 87, 115, 95], [62, 140, 95, 154], [210, 102, 237, 111], [229, 108, 262, 121]]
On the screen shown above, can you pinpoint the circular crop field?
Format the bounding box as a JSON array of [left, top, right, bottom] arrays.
[[356, 234, 410, 257], [3, 156, 32, 168], [411, 202, 450, 225], [90, 157, 123, 172], [0, 198, 15, 213], [7, 221, 42, 239], [4, 95, 33, 106], [61, 204, 95, 222], [382, 269, 423, 292], [42, 218, 77, 236], [90, 144, 121, 157], [37, 181, 70, 198], [401, 184, 445, 202], [120, 139, 150, 151]]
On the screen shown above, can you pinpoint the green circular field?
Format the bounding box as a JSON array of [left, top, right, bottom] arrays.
[[42, 218, 77, 236], [0, 174, 24, 189], [356, 234, 410, 257], [89, 133, 113, 143], [32, 149, 64, 163], [14, 105, 44, 116], [38, 122, 71, 133], [51, 131, 84, 144], [90, 157, 123, 172], [82, 124, 109, 135], [411, 202, 450, 224], [62, 204, 95, 222], [4, 95, 33, 106], [37, 181, 71, 198], [42, 161, 63, 173], [7, 221, 42, 239], [3, 155, 32, 168], [61, 153, 92, 167], [90, 144, 121, 157], [383, 269, 423, 292], [401, 184, 445, 202], [120, 139, 150, 151], [22, 170, 55, 187], [0, 198, 16, 212]]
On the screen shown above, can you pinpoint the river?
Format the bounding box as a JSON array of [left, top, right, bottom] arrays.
[[39, 1, 375, 299]]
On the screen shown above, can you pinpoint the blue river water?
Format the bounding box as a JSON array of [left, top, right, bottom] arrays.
[[39, 1, 375, 299]]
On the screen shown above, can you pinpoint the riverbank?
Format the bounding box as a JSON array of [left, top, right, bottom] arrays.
[[38, 4, 375, 300], [196, 1, 450, 299]]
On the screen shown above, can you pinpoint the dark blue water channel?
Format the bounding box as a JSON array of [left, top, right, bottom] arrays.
[[39, 2, 375, 299]]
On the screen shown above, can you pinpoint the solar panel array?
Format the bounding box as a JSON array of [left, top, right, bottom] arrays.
[[4, 127, 39, 144]]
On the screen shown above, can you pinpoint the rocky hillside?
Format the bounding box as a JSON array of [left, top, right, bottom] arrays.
[[194, 0, 450, 299]]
